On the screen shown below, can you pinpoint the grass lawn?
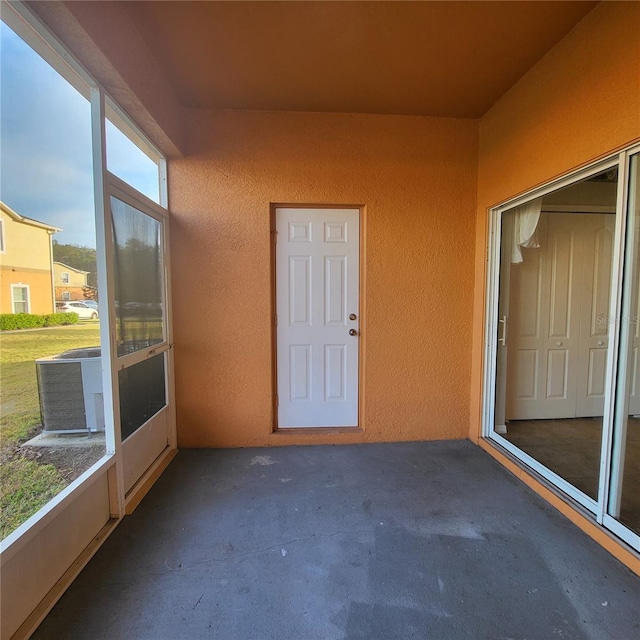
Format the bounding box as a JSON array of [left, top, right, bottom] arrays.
[[0, 322, 101, 538]]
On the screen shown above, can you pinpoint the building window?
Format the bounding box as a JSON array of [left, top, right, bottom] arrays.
[[0, 218, 5, 252], [11, 284, 30, 313], [62, 291, 70, 301], [61, 272, 69, 284]]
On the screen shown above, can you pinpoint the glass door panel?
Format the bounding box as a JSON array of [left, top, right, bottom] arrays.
[[111, 196, 165, 357], [110, 191, 170, 493], [609, 153, 640, 536], [494, 168, 618, 501], [119, 352, 167, 441]]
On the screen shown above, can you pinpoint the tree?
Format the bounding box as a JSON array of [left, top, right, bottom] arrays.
[[52, 241, 98, 288]]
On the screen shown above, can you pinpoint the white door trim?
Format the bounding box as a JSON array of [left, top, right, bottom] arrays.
[[273, 205, 362, 429]]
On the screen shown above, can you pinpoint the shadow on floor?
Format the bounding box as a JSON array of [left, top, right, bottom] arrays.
[[33, 441, 640, 640]]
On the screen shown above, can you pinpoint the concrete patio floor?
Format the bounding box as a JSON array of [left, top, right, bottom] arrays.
[[33, 440, 640, 640]]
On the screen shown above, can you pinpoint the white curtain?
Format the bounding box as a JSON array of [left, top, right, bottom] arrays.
[[511, 198, 542, 263]]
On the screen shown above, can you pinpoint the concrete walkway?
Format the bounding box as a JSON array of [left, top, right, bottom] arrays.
[[34, 441, 640, 639]]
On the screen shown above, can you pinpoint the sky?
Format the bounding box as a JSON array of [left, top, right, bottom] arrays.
[[0, 22, 159, 248]]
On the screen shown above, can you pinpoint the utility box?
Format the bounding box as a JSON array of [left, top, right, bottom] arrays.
[[36, 347, 105, 433]]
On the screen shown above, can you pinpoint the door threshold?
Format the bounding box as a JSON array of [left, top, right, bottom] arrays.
[[274, 427, 362, 435]]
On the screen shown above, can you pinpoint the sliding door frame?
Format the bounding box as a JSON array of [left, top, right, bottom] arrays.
[[482, 146, 640, 551]]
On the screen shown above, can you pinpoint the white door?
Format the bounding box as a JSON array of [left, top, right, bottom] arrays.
[[575, 215, 614, 416], [507, 214, 582, 419], [275, 208, 360, 428], [506, 213, 613, 420]]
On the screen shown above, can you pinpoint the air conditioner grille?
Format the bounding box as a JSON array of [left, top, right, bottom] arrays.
[[37, 362, 86, 431]]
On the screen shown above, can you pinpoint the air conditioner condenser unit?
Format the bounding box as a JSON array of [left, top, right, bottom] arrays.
[[36, 347, 105, 433]]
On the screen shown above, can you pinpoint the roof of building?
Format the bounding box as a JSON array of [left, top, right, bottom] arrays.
[[53, 261, 90, 275], [0, 201, 62, 233]]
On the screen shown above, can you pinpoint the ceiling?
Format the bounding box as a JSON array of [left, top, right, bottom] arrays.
[[121, 1, 598, 119]]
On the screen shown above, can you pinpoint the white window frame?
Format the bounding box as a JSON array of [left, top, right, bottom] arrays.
[[0, 0, 175, 593], [0, 218, 5, 253], [108, 174, 171, 372], [10, 283, 30, 313], [105, 96, 167, 207], [481, 144, 640, 552], [61, 271, 69, 284]]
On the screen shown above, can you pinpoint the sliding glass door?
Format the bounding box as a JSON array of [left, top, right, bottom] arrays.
[[484, 147, 640, 550]]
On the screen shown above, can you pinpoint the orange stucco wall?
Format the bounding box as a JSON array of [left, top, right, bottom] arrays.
[[470, 0, 640, 441], [170, 111, 478, 447]]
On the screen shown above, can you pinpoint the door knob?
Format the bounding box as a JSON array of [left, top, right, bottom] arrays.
[[349, 329, 358, 336]]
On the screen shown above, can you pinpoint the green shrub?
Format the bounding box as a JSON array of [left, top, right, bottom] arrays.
[[0, 312, 78, 331], [43, 312, 78, 327], [0, 313, 40, 330]]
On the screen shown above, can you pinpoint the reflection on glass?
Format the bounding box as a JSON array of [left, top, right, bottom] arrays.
[[119, 353, 166, 441], [111, 197, 164, 357], [494, 168, 618, 500], [609, 154, 640, 536]]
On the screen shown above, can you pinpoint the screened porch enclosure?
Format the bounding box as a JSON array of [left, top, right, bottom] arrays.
[[1, 2, 639, 639]]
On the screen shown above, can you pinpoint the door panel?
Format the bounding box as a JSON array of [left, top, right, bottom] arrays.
[[276, 208, 359, 428], [576, 217, 613, 416], [507, 213, 614, 420], [289, 256, 311, 325], [290, 345, 311, 400], [122, 407, 169, 493], [110, 193, 171, 492], [325, 256, 346, 325], [547, 349, 569, 400], [548, 227, 575, 340], [507, 214, 581, 419], [325, 345, 346, 400]]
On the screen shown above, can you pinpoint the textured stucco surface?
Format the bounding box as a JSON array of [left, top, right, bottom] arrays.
[[170, 111, 478, 447], [469, 1, 640, 441]]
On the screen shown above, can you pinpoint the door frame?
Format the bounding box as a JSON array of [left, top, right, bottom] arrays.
[[102, 170, 177, 509], [483, 155, 621, 513], [108, 178, 174, 495], [270, 203, 366, 433]]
